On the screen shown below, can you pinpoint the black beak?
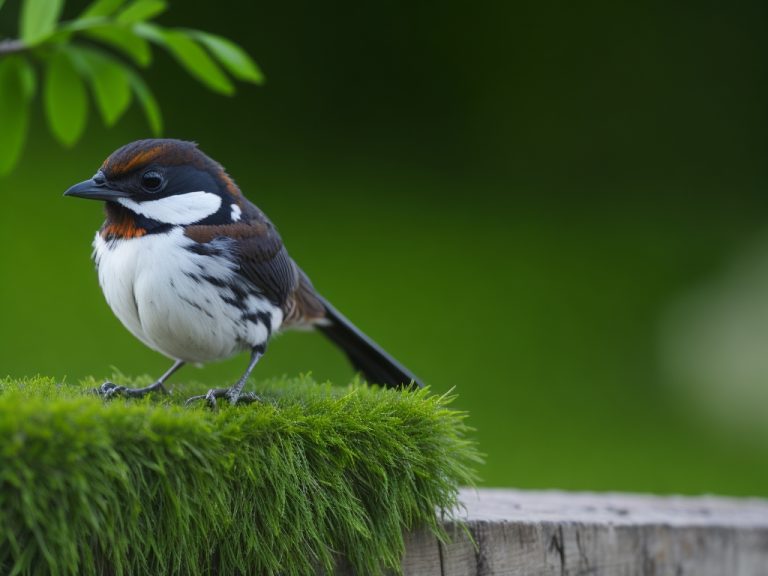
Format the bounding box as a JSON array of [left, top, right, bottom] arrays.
[[64, 179, 130, 201]]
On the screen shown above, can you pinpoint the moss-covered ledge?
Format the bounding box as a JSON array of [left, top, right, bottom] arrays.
[[0, 376, 479, 575]]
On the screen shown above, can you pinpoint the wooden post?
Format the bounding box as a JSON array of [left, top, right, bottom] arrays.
[[398, 488, 768, 576]]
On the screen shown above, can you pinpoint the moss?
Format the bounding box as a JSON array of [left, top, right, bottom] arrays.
[[0, 375, 479, 575]]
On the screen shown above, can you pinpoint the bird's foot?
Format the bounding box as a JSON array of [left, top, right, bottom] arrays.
[[184, 388, 261, 409], [95, 380, 170, 399]]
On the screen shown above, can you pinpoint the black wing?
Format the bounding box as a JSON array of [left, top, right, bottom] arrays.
[[184, 201, 299, 307], [185, 200, 421, 388]]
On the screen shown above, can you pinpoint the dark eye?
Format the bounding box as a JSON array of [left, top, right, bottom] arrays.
[[141, 170, 164, 192]]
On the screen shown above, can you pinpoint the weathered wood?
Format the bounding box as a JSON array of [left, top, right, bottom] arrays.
[[398, 489, 768, 576]]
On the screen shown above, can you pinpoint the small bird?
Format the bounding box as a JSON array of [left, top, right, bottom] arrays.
[[65, 139, 422, 405]]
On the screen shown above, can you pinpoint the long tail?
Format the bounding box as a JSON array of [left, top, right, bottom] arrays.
[[315, 296, 424, 389]]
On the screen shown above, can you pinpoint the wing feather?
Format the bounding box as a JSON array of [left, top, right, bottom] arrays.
[[184, 201, 298, 307]]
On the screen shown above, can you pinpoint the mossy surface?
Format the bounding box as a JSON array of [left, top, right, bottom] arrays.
[[0, 375, 479, 575]]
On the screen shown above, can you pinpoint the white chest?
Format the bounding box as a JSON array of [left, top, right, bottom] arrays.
[[93, 228, 283, 363]]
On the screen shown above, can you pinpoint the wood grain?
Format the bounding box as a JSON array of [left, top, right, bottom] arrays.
[[393, 489, 768, 576]]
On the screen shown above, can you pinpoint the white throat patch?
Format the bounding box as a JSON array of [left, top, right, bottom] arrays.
[[117, 192, 222, 225]]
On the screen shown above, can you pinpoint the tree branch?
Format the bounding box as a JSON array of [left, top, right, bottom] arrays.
[[0, 40, 26, 56]]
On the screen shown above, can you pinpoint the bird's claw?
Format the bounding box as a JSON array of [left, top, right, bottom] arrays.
[[93, 381, 169, 399], [184, 388, 261, 409], [94, 381, 125, 398]]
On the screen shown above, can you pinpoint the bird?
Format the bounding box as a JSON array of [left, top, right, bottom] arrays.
[[64, 138, 423, 406]]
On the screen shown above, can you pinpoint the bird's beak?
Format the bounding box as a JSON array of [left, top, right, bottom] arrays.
[[64, 179, 131, 201]]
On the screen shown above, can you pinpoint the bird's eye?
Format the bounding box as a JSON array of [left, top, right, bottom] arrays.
[[141, 170, 164, 193]]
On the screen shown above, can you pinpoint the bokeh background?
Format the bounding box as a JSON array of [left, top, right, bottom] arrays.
[[2, 0, 767, 495]]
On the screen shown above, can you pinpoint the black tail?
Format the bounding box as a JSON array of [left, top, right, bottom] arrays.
[[315, 296, 424, 389]]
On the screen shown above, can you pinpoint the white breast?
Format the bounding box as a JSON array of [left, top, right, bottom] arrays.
[[93, 228, 284, 363]]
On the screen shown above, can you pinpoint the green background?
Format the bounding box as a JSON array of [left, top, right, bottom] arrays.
[[1, 0, 767, 495]]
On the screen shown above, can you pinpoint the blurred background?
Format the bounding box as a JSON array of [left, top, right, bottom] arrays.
[[1, 0, 767, 495]]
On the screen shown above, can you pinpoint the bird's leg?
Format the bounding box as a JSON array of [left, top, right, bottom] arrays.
[[98, 359, 186, 398], [185, 346, 265, 408]]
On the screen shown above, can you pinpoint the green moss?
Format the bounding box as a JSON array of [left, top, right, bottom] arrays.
[[0, 375, 479, 575]]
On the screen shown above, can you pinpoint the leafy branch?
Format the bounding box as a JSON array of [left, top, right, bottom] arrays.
[[0, 0, 263, 176]]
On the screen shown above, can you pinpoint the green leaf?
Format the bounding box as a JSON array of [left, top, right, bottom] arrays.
[[80, 0, 126, 18], [189, 31, 263, 84], [0, 57, 32, 176], [48, 17, 101, 45], [125, 68, 162, 135], [18, 57, 37, 100], [135, 23, 235, 95], [20, 0, 65, 45], [116, 0, 167, 24], [70, 47, 132, 126], [44, 50, 89, 147], [0, 1, 7, 14], [131, 20, 163, 42], [83, 25, 152, 66]]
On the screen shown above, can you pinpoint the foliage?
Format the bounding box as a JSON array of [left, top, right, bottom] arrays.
[[0, 375, 480, 575], [0, 0, 263, 175]]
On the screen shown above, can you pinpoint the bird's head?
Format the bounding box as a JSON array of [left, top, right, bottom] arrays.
[[64, 139, 247, 229]]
